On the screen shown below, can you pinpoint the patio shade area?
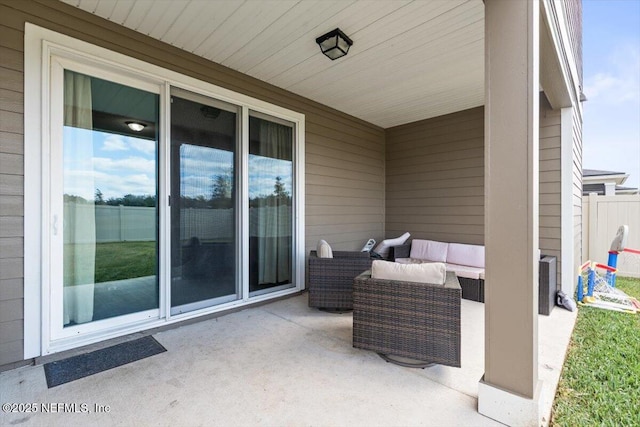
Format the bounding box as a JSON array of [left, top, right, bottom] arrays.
[[1, 293, 576, 426], [0, 1, 584, 425]]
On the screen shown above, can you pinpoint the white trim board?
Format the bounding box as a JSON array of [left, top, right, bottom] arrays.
[[560, 107, 575, 295]]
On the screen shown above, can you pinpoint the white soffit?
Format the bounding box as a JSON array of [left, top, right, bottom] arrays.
[[62, 0, 485, 129]]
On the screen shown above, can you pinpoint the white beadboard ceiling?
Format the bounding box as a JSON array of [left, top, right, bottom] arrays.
[[61, 0, 485, 128]]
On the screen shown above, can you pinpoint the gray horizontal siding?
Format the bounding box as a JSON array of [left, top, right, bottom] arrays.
[[0, 5, 25, 366], [563, 0, 583, 86], [386, 97, 567, 290], [385, 107, 485, 245], [539, 95, 562, 285]]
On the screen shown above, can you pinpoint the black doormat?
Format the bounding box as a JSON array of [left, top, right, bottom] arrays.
[[43, 336, 166, 388]]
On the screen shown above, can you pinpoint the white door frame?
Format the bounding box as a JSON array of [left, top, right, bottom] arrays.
[[24, 24, 306, 357]]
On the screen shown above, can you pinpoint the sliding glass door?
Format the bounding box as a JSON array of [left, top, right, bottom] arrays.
[[46, 49, 302, 350], [56, 68, 160, 333], [248, 113, 295, 296], [170, 89, 240, 314]]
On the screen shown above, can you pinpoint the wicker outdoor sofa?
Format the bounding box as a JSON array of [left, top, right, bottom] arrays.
[[308, 250, 373, 310], [390, 241, 485, 302], [353, 270, 462, 368]]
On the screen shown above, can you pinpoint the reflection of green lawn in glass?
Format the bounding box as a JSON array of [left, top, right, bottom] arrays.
[[94, 241, 156, 283]]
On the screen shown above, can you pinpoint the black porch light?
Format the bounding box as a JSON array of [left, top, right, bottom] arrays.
[[315, 28, 353, 60]]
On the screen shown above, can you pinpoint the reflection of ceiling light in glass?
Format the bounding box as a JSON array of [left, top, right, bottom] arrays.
[[200, 106, 220, 119], [126, 121, 146, 132]]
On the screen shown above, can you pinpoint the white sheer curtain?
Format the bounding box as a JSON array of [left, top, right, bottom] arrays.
[[63, 70, 96, 325], [254, 119, 292, 285]]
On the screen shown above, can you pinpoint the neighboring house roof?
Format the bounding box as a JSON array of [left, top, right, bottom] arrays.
[[583, 168, 629, 185], [616, 187, 639, 194], [583, 168, 626, 177], [582, 169, 638, 195], [582, 184, 639, 195]]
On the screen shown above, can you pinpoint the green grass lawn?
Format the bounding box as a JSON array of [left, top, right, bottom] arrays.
[[551, 276, 640, 426], [94, 241, 157, 283]]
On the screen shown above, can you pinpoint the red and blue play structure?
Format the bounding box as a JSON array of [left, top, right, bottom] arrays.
[[577, 225, 639, 302]]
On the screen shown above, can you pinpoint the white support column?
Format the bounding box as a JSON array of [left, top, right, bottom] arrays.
[[561, 107, 575, 295], [604, 182, 616, 196], [588, 192, 599, 260], [479, 1, 541, 425]]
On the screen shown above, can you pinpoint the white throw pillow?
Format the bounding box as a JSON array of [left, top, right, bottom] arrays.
[[371, 260, 446, 285], [409, 239, 449, 262], [373, 232, 411, 258], [316, 239, 333, 258], [447, 243, 484, 268]]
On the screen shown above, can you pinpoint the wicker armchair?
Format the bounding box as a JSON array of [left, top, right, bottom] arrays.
[[353, 271, 461, 368], [308, 250, 373, 310]]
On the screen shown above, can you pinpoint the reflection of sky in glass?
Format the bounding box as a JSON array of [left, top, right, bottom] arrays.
[[180, 144, 233, 198], [177, 147, 291, 199], [63, 127, 292, 201], [63, 127, 157, 200], [249, 155, 292, 199]]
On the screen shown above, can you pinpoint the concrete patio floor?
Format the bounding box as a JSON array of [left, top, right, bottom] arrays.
[[1, 293, 576, 427]]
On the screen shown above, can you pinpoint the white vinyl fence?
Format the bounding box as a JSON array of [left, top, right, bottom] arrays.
[[582, 194, 640, 278]]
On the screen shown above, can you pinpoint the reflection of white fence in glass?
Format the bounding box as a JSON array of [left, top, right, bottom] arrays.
[[64, 204, 156, 243], [64, 203, 292, 243], [180, 208, 233, 241]]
